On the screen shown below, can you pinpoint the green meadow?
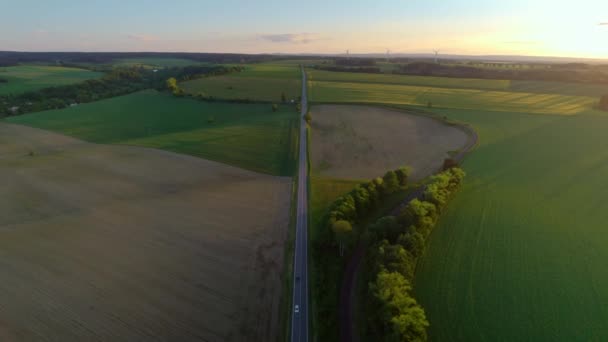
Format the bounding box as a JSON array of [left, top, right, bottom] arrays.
[[0, 65, 102, 95], [413, 107, 608, 341], [308, 69, 608, 340], [6, 90, 298, 176], [181, 63, 301, 102], [310, 69, 608, 97], [308, 79, 597, 115]]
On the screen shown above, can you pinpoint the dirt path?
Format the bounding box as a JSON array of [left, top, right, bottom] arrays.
[[338, 114, 479, 342]]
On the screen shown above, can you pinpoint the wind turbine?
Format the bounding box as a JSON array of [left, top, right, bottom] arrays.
[[386, 49, 391, 62], [433, 50, 439, 64]]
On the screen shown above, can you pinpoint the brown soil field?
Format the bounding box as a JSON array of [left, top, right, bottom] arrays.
[[0, 123, 291, 342], [310, 105, 470, 181]]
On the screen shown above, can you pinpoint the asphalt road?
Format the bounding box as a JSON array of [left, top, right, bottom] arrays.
[[290, 67, 309, 342]]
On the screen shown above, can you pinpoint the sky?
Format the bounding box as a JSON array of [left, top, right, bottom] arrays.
[[1, 0, 607, 59]]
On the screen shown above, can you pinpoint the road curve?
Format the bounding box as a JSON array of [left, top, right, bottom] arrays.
[[290, 67, 309, 342]]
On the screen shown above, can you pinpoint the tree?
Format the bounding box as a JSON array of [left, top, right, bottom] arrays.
[[383, 170, 399, 194], [296, 103, 302, 112], [272, 104, 278, 112], [399, 199, 437, 234], [370, 271, 429, 341], [601, 95, 608, 111], [373, 240, 415, 280], [281, 92, 287, 103], [332, 220, 353, 256], [395, 166, 412, 186], [304, 112, 312, 123], [166, 77, 179, 93]]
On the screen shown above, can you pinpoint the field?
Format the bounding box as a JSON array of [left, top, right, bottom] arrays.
[[181, 63, 301, 102], [0, 65, 102, 95], [309, 69, 608, 98], [6, 90, 298, 176], [308, 69, 608, 340], [0, 122, 292, 341], [308, 79, 598, 115], [310, 105, 469, 181], [414, 107, 608, 341]]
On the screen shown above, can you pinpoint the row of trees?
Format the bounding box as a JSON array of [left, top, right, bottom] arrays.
[[314, 65, 382, 74], [364, 167, 465, 341], [312, 166, 411, 341], [0, 65, 238, 117]]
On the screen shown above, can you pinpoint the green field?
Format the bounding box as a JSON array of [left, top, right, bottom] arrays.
[[309, 69, 608, 97], [308, 69, 608, 340], [6, 90, 298, 176], [181, 63, 301, 102], [413, 107, 608, 341], [308, 79, 598, 115], [0, 65, 102, 95]]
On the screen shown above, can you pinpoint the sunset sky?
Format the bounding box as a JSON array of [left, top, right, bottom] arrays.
[[1, 0, 607, 58]]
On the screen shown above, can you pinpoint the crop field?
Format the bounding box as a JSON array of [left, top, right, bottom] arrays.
[[309, 69, 608, 97], [412, 107, 608, 341], [180, 63, 301, 102], [308, 79, 598, 115], [310, 105, 469, 181], [0, 65, 102, 95], [6, 90, 298, 176], [0, 122, 292, 341], [309, 69, 608, 340]]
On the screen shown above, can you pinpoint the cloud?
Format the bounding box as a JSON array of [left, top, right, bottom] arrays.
[[258, 33, 323, 44], [127, 34, 160, 42]]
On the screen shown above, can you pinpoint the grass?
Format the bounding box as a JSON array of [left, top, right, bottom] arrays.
[[181, 63, 301, 102], [6, 90, 298, 176], [0, 65, 102, 95], [309, 69, 608, 97], [0, 122, 291, 341], [307, 68, 608, 340], [412, 107, 608, 341], [308, 80, 598, 115]]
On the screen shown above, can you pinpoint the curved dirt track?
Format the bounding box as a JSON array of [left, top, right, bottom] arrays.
[[0, 123, 291, 342], [338, 112, 479, 342]]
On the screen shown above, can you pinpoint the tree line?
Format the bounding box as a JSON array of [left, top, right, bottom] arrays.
[[363, 167, 465, 341], [0, 65, 239, 117], [312, 166, 411, 341]]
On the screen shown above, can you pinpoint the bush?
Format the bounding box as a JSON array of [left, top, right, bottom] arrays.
[[304, 112, 312, 123]]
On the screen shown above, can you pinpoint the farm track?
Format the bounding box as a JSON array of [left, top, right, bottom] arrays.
[[338, 115, 479, 342]]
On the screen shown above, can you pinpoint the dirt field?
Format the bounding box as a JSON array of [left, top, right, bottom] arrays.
[[310, 105, 470, 181], [0, 123, 291, 342]]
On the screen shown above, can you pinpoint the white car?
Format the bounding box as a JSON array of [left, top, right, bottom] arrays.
[[294, 305, 300, 313]]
